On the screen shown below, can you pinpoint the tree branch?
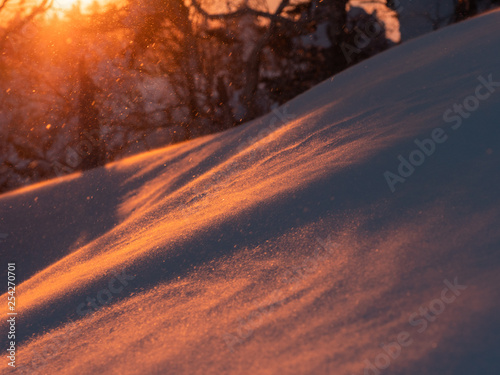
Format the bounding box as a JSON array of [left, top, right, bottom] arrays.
[[190, 0, 296, 25]]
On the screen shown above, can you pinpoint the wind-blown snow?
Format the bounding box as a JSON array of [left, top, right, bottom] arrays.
[[1, 9, 500, 375]]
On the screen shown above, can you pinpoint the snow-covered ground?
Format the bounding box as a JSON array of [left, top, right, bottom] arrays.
[[1, 8, 500, 375]]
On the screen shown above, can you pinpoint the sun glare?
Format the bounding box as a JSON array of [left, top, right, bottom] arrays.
[[52, 0, 99, 10]]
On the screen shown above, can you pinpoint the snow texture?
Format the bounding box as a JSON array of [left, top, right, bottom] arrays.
[[1, 9, 500, 375]]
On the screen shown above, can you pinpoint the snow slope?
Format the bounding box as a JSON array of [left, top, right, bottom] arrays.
[[1, 9, 500, 375]]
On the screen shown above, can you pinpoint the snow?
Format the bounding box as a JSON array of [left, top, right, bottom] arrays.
[[1, 9, 500, 375]]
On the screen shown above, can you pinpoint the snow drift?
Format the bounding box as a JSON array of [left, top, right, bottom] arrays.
[[1, 9, 500, 375]]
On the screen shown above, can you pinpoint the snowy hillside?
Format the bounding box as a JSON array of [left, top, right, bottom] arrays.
[[1, 8, 500, 375]]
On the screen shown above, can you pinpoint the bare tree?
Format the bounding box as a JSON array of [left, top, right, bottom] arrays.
[[0, 0, 53, 54], [190, 0, 351, 120], [77, 58, 105, 170]]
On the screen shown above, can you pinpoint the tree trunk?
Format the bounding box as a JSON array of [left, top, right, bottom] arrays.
[[78, 58, 104, 170]]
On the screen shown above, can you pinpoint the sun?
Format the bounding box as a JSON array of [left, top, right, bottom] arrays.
[[51, 0, 101, 11]]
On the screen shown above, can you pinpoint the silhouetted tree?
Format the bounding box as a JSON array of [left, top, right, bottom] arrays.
[[77, 58, 104, 170], [0, 0, 393, 193]]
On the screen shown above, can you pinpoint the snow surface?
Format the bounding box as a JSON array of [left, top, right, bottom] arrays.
[[1, 9, 500, 375]]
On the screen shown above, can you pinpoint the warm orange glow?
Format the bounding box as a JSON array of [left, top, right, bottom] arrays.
[[1, 8, 500, 374], [51, 0, 101, 11]]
